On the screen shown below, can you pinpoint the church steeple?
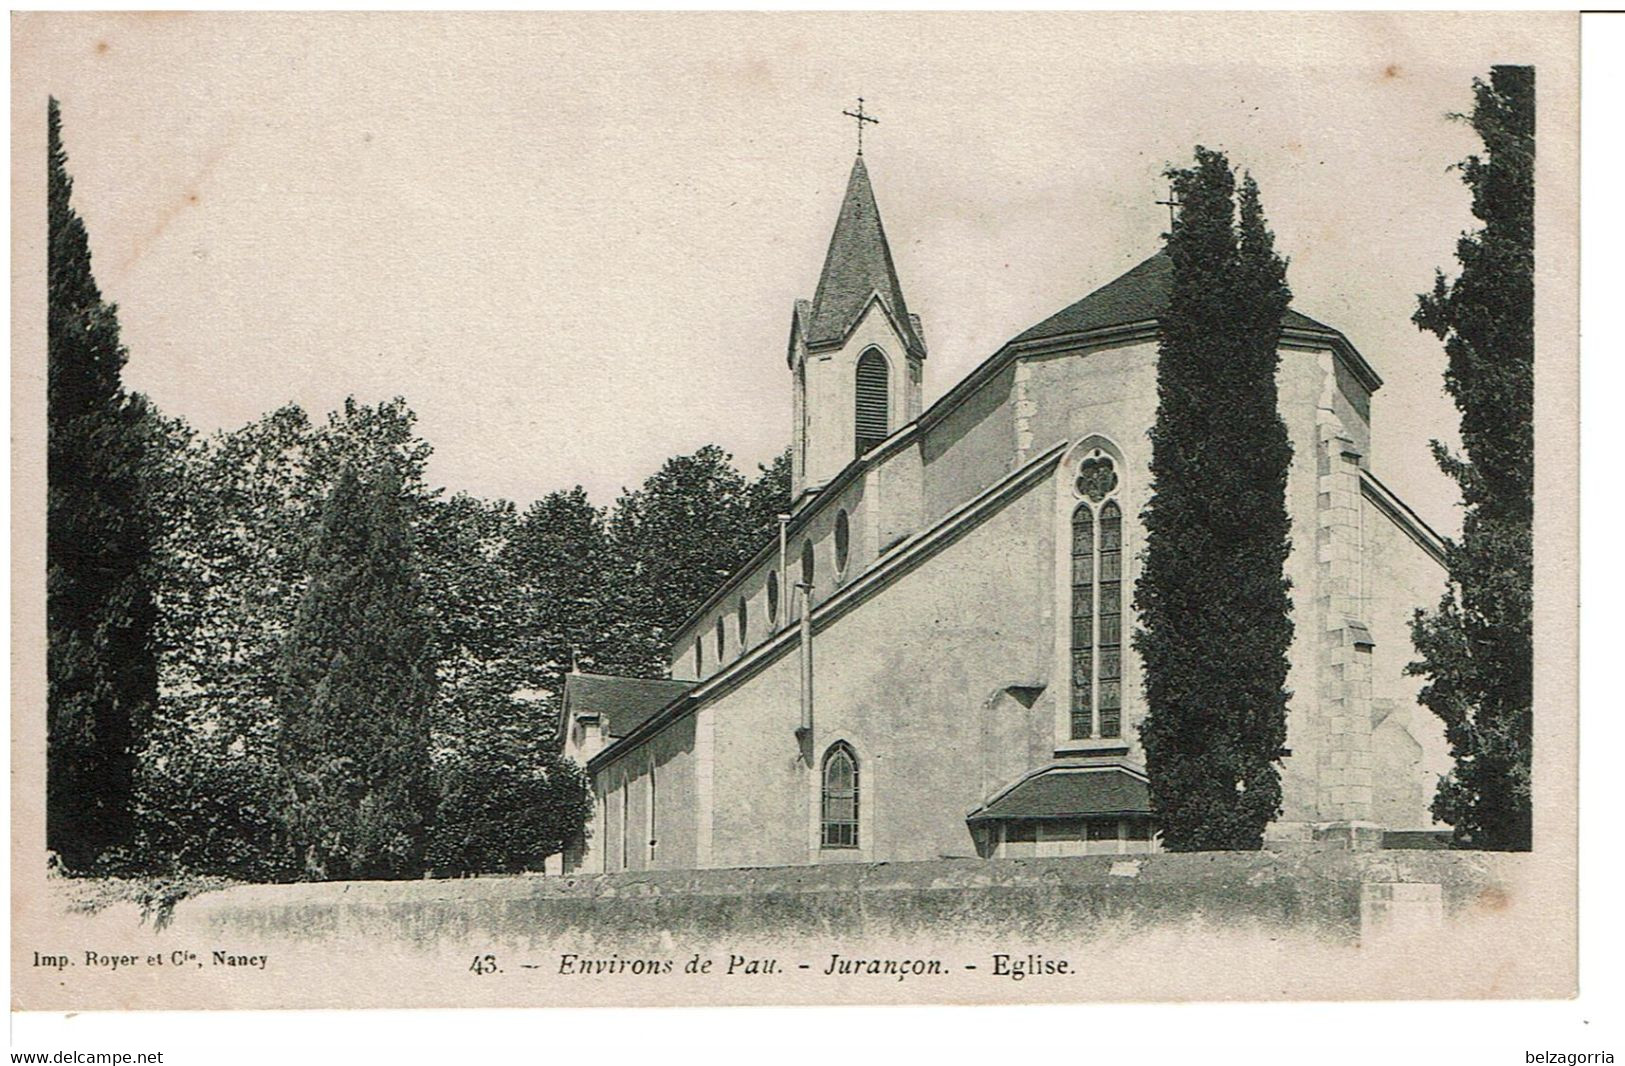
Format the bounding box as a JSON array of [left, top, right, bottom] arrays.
[[804, 156, 926, 358], [788, 154, 926, 503]]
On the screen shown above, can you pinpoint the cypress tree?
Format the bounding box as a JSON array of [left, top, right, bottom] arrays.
[[1409, 66, 1535, 851], [276, 462, 437, 880], [47, 97, 159, 868], [1133, 148, 1295, 851]]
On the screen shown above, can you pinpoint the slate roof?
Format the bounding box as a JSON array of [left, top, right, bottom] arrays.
[[561, 673, 696, 741], [1011, 251, 1334, 346], [805, 156, 925, 356], [966, 764, 1151, 823]]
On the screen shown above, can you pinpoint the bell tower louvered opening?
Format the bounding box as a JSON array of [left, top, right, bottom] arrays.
[[790, 156, 924, 499], [855, 349, 890, 457]]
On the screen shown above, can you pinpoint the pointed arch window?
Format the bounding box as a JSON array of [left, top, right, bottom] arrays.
[[1070, 506, 1095, 740], [767, 570, 780, 624], [855, 350, 890, 457], [1070, 451, 1123, 740], [821, 742, 859, 849]]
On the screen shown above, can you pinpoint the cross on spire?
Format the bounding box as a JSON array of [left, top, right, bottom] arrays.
[[842, 97, 879, 157], [1155, 181, 1184, 229]]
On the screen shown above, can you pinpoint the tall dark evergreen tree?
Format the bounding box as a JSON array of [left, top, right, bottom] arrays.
[[275, 462, 438, 880], [1133, 148, 1295, 851], [1409, 66, 1535, 851], [47, 97, 159, 868]]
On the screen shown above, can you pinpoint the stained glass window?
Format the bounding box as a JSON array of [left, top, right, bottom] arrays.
[[821, 743, 859, 848], [1098, 501, 1122, 738], [1075, 457, 1119, 502], [1070, 503, 1095, 740], [1069, 451, 1124, 741]]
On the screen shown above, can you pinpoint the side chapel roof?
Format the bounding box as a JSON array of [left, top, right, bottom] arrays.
[[559, 673, 696, 743], [804, 156, 926, 357]]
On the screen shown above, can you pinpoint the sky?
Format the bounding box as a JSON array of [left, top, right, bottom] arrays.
[[14, 11, 1574, 533]]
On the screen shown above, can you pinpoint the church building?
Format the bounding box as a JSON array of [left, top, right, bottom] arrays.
[[552, 148, 1452, 872]]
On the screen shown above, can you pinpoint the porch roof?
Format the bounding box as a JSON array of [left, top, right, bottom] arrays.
[[966, 763, 1151, 823]]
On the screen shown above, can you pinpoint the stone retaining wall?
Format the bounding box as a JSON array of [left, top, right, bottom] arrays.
[[24, 849, 1557, 1009], [177, 849, 1510, 952]]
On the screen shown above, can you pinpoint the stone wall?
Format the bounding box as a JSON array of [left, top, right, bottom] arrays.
[[32, 849, 1560, 1010], [177, 850, 1505, 952]]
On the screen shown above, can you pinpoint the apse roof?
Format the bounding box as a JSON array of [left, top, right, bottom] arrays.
[[1011, 251, 1334, 347]]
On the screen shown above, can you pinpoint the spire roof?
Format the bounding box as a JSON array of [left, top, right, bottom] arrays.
[[806, 156, 924, 356]]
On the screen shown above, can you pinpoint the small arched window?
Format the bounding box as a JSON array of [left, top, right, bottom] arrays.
[[738, 597, 748, 646], [767, 570, 779, 624], [834, 510, 851, 575], [801, 539, 815, 588], [715, 617, 725, 662], [695, 639, 703, 677], [821, 742, 859, 849], [855, 349, 890, 457]]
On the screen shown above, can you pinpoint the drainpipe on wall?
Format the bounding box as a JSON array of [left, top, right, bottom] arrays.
[[777, 513, 791, 630], [797, 581, 814, 736]]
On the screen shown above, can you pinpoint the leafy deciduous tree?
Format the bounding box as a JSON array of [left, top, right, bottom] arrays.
[[743, 447, 794, 536], [428, 733, 592, 877], [129, 384, 781, 878], [604, 445, 790, 677], [134, 401, 441, 879]]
